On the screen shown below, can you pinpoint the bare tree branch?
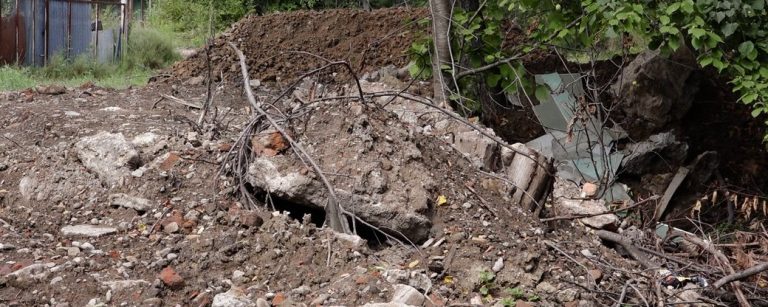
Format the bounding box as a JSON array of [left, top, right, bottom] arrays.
[[228, 42, 350, 234]]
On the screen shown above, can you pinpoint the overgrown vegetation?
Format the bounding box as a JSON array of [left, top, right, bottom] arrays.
[[416, 0, 768, 138], [476, 270, 540, 305], [0, 27, 178, 91]]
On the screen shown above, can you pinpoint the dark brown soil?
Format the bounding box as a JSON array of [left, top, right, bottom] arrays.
[[169, 7, 429, 84]]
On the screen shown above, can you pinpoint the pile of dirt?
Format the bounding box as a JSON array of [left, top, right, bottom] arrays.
[[169, 8, 428, 84], [0, 72, 648, 306]]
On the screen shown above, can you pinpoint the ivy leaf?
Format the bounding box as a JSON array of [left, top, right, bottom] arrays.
[[668, 38, 681, 51], [706, 33, 723, 48], [660, 15, 671, 25], [715, 11, 726, 22], [689, 28, 706, 39], [738, 41, 756, 57], [712, 58, 727, 72], [721, 23, 739, 37], [699, 55, 713, 67], [752, 107, 764, 118], [691, 37, 703, 50], [535, 85, 551, 102]]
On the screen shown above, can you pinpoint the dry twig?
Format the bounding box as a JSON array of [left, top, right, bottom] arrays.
[[713, 262, 768, 289], [228, 42, 350, 234]]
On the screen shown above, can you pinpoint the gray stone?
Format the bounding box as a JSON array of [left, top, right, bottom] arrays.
[[18, 176, 38, 201], [255, 298, 270, 307], [390, 284, 425, 306], [102, 280, 150, 292], [163, 222, 179, 234], [622, 131, 688, 175], [492, 257, 504, 273], [292, 285, 311, 296], [131, 132, 160, 148], [552, 179, 618, 229], [61, 225, 118, 237], [535, 281, 557, 294], [212, 288, 256, 307], [556, 288, 579, 303], [75, 132, 140, 186], [612, 48, 699, 138], [246, 156, 432, 243], [109, 194, 152, 212], [6, 263, 51, 288]]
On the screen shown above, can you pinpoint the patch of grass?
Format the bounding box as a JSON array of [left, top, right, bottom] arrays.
[[121, 28, 181, 71], [0, 66, 36, 91], [0, 26, 177, 92]]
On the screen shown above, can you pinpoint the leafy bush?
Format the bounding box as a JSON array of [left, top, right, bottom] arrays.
[[417, 0, 768, 140], [121, 28, 180, 71]]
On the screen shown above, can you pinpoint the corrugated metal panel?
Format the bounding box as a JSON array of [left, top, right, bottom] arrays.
[[48, 0, 68, 58], [20, 0, 45, 66], [18, 0, 123, 66], [69, 1, 89, 57]]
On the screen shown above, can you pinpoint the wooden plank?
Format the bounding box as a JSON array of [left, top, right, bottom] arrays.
[[653, 167, 690, 221]]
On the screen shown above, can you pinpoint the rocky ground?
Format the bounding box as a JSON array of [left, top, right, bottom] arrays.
[[2, 6, 768, 307]]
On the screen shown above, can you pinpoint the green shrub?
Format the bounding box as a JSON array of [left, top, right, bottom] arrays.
[[34, 54, 111, 80], [121, 28, 180, 71]]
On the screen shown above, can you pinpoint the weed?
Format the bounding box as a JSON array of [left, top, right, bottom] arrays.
[[121, 28, 180, 71]]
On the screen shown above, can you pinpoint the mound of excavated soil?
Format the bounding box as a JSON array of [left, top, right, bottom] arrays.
[[169, 8, 428, 84]]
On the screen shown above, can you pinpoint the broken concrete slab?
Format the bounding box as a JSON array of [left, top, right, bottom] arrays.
[[212, 287, 256, 307], [61, 225, 118, 237], [109, 193, 152, 212], [247, 156, 433, 243], [622, 131, 688, 175], [552, 178, 619, 229], [390, 284, 426, 306], [75, 131, 141, 186]]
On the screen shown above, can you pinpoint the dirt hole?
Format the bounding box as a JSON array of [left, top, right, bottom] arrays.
[[253, 190, 390, 248]]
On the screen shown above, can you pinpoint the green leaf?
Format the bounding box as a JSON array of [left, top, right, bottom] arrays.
[[681, 0, 695, 13], [535, 85, 551, 102], [742, 93, 759, 104], [689, 28, 706, 39], [752, 0, 766, 10], [486, 74, 502, 87], [739, 41, 756, 57], [668, 38, 681, 51], [722, 23, 739, 37], [666, 3, 681, 14], [660, 15, 671, 24], [691, 37, 703, 50], [706, 33, 723, 48], [699, 56, 713, 67], [760, 67, 768, 79], [752, 107, 764, 117], [713, 58, 727, 72], [479, 285, 489, 296]]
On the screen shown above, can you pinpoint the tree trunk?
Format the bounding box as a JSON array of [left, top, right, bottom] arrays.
[[429, 0, 451, 107]]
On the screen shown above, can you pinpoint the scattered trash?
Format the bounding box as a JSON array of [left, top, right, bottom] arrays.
[[658, 269, 708, 288]]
